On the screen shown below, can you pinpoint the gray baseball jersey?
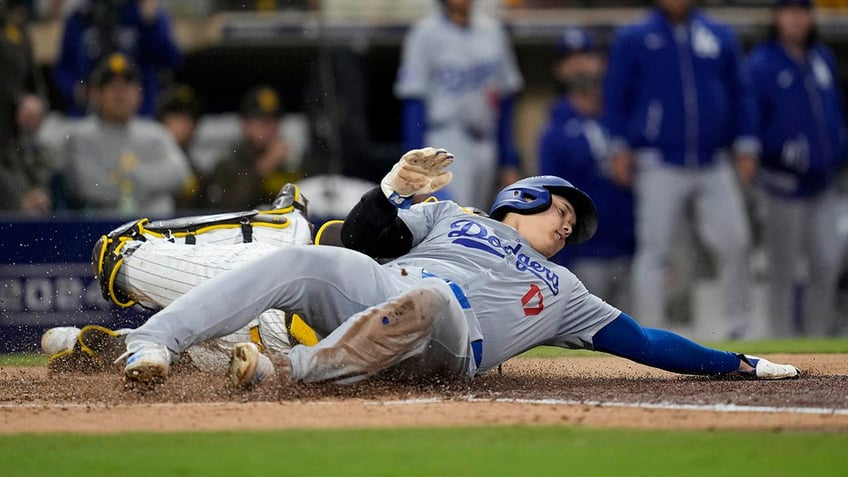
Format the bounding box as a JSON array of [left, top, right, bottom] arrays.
[[394, 13, 524, 207], [394, 201, 620, 373], [62, 116, 190, 216]]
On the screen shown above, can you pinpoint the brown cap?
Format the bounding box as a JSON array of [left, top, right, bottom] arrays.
[[239, 86, 282, 118], [90, 53, 140, 87]]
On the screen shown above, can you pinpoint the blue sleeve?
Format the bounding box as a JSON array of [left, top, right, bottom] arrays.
[[820, 46, 848, 164], [401, 98, 427, 151], [135, 10, 182, 69], [746, 49, 776, 158], [53, 14, 85, 112], [538, 118, 594, 186], [724, 30, 760, 152], [497, 95, 519, 168], [602, 30, 636, 148], [538, 123, 563, 177]]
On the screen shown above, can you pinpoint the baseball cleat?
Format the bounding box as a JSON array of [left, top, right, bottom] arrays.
[[737, 354, 800, 379], [229, 342, 276, 388], [121, 343, 172, 385]]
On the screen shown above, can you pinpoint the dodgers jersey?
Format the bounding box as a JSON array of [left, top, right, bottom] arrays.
[[393, 201, 621, 373]]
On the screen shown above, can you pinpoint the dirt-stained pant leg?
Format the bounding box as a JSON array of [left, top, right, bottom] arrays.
[[287, 278, 472, 383], [126, 246, 416, 355]]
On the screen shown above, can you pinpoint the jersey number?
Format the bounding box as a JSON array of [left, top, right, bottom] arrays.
[[521, 284, 544, 316]]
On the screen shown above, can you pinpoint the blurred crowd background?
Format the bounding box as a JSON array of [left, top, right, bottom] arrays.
[[2, 0, 848, 341]]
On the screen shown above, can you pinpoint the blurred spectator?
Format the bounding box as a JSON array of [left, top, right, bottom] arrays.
[[53, 0, 181, 117], [0, 0, 53, 213], [394, 0, 524, 209], [539, 28, 635, 310], [747, 0, 848, 337], [201, 85, 299, 210], [156, 83, 204, 209], [603, 0, 759, 339], [58, 53, 190, 216]]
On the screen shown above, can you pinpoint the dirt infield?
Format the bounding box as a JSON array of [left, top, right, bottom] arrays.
[[2, 354, 847, 434]]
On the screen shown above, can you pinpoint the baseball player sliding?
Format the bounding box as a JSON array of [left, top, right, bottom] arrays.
[[98, 147, 799, 387]]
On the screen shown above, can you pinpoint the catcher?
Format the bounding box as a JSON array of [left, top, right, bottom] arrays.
[[41, 183, 320, 373], [102, 147, 799, 387]]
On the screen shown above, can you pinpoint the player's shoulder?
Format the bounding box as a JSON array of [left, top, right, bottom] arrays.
[[811, 43, 838, 67], [747, 42, 777, 63], [409, 13, 445, 35], [411, 198, 467, 214], [470, 13, 506, 33], [693, 11, 737, 40], [129, 118, 173, 139], [747, 42, 785, 74]]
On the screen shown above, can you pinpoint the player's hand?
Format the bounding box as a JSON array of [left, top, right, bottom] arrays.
[[381, 147, 453, 208], [734, 153, 758, 186], [610, 150, 634, 187], [15, 94, 45, 135], [255, 140, 289, 176]]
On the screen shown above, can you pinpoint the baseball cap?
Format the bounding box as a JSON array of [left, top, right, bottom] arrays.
[[556, 28, 597, 58], [239, 86, 282, 118], [157, 85, 204, 119], [775, 0, 813, 7], [90, 53, 141, 87]]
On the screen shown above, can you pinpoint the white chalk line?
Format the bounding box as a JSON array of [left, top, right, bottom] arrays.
[[377, 397, 848, 416]]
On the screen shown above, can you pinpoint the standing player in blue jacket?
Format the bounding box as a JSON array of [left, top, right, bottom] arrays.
[[539, 28, 635, 310], [747, 0, 848, 337], [394, 0, 524, 209], [603, 0, 759, 338], [54, 0, 181, 117]]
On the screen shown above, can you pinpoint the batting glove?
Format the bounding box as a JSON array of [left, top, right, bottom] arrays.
[[381, 147, 454, 208]]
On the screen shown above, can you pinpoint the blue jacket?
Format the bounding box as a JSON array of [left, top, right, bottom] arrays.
[[603, 9, 759, 167], [539, 98, 635, 265], [54, 2, 182, 117], [747, 41, 847, 198]]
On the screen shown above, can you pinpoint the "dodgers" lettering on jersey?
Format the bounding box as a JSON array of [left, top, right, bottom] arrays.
[[447, 218, 560, 295]]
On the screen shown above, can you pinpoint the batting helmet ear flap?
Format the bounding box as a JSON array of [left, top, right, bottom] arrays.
[[490, 175, 598, 244]]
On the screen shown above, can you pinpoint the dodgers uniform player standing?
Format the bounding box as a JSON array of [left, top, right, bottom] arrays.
[[394, 0, 523, 209], [747, 0, 848, 337], [603, 0, 760, 339], [115, 148, 799, 387]]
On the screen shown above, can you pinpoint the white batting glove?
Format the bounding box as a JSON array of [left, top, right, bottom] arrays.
[[381, 147, 454, 208]]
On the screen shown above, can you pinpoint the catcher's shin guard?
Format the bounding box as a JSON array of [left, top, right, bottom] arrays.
[[92, 219, 147, 308]]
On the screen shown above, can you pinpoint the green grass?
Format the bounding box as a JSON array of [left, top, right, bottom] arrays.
[[0, 353, 46, 366], [2, 427, 845, 477]]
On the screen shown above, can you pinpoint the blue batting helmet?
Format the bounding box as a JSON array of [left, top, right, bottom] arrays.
[[489, 176, 598, 244]]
